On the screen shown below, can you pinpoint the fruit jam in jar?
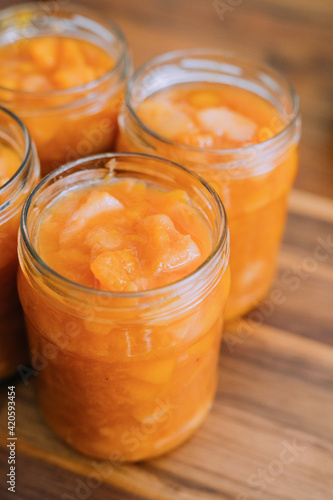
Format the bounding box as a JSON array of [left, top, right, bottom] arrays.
[[118, 50, 301, 320], [18, 153, 230, 461], [0, 3, 131, 176]]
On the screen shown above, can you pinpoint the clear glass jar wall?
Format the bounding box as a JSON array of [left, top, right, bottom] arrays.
[[117, 49, 301, 320], [18, 153, 230, 461], [0, 2, 131, 176], [0, 105, 40, 380]]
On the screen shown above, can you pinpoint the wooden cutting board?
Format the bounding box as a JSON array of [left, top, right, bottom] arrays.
[[0, 188, 332, 499]]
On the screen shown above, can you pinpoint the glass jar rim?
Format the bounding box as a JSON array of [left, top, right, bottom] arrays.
[[0, 105, 32, 198], [21, 152, 229, 300], [125, 47, 300, 157], [0, 2, 129, 98]]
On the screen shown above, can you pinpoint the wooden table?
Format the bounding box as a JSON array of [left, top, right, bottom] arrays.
[[1, 1, 332, 498]]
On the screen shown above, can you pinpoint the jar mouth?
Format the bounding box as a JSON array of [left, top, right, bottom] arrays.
[[0, 105, 32, 198], [21, 152, 229, 300], [125, 48, 300, 158], [0, 2, 129, 98]]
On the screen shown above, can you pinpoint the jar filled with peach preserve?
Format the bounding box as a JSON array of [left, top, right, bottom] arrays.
[[0, 3, 131, 177], [0, 106, 40, 380], [18, 153, 230, 461], [117, 49, 301, 321]]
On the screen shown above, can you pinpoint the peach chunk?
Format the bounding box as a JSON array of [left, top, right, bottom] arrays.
[[29, 38, 59, 70], [138, 99, 196, 139], [60, 39, 86, 69], [20, 75, 53, 92], [60, 191, 123, 242], [139, 214, 174, 248], [154, 237, 200, 274], [197, 106, 257, 142], [84, 227, 123, 254], [139, 215, 200, 274], [90, 249, 140, 292]]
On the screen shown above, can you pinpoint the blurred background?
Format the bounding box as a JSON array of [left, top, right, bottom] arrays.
[[4, 0, 333, 199]]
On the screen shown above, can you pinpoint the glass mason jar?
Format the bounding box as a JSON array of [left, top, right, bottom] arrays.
[[0, 2, 131, 176], [17, 152, 230, 461], [0, 106, 40, 380], [117, 49, 301, 321]]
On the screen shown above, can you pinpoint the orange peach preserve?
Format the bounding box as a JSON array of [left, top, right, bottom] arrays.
[[0, 37, 119, 176], [0, 143, 27, 379], [123, 83, 298, 319], [19, 178, 230, 460], [37, 180, 211, 290], [0, 143, 18, 187]]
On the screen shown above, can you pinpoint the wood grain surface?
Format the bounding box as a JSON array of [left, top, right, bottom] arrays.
[[0, 0, 332, 499]]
